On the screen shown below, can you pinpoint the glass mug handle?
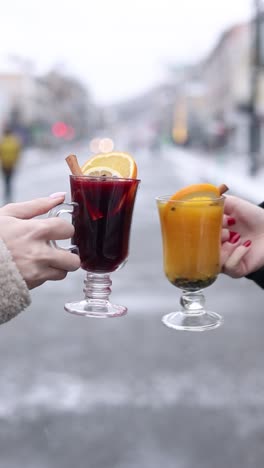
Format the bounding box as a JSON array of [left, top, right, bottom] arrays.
[[48, 202, 79, 253]]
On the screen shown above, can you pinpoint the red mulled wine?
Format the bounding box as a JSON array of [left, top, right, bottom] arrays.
[[70, 176, 139, 273]]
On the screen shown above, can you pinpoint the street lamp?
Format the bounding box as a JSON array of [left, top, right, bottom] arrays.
[[249, 0, 264, 174]]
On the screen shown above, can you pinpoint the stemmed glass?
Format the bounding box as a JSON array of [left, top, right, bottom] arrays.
[[49, 175, 140, 318], [156, 194, 225, 331]]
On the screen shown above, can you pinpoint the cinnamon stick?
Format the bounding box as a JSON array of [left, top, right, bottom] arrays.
[[65, 154, 83, 176], [218, 183, 229, 195]]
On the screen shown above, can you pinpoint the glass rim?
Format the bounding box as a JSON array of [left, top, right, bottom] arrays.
[[69, 175, 141, 182], [155, 194, 225, 204]]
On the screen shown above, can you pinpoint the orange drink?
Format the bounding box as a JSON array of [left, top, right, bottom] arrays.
[[157, 197, 224, 290], [156, 183, 226, 332]]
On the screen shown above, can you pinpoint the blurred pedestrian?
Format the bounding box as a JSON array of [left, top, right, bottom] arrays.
[[0, 193, 80, 325], [221, 194, 264, 287], [0, 126, 22, 203]]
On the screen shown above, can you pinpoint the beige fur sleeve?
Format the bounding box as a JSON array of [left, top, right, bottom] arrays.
[[0, 238, 31, 324]]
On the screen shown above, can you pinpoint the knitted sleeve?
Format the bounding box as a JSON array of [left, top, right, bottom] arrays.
[[0, 238, 31, 324], [245, 267, 264, 288], [245, 201, 264, 288]]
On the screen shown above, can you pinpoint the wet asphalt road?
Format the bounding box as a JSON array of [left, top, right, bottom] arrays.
[[0, 143, 264, 468]]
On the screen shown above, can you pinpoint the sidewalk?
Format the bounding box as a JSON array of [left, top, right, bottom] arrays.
[[165, 146, 264, 204]]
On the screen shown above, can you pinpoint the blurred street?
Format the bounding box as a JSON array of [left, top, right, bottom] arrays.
[[0, 143, 264, 468]]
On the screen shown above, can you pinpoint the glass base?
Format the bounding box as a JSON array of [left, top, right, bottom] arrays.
[[64, 299, 127, 318], [162, 310, 223, 332]]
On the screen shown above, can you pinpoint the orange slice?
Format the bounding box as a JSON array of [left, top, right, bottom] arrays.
[[162, 183, 222, 225], [83, 166, 123, 177], [81, 151, 137, 178], [169, 183, 220, 201]]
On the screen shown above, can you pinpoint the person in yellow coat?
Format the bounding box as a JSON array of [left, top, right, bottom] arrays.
[[0, 126, 22, 203]]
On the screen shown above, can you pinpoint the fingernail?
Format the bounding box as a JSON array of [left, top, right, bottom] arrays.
[[49, 192, 67, 199], [230, 233, 240, 244], [229, 231, 238, 242], [227, 217, 236, 226], [243, 240, 252, 247]]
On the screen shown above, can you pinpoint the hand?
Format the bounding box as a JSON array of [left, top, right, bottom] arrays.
[[0, 196, 80, 289], [221, 195, 264, 278]]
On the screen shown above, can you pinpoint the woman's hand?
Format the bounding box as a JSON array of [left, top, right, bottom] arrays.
[[221, 195, 264, 278], [0, 195, 80, 289]]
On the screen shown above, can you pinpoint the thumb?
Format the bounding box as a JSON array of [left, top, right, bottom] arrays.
[[223, 243, 252, 278], [220, 240, 238, 268], [0, 193, 66, 219]]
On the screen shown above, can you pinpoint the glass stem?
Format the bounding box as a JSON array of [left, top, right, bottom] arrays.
[[180, 290, 205, 315], [83, 273, 112, 302]]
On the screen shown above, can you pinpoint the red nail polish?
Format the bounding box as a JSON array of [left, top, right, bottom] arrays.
[[227, 217, 236, 226], [230, 233, 240, 244], [229, 231, 238, 242], [243, 240, 252, 247]]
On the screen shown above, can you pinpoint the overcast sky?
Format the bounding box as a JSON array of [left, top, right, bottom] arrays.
[[0, 0, 252, 104]]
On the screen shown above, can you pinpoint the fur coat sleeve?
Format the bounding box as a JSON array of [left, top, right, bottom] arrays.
[[0, 238, 31, 324]]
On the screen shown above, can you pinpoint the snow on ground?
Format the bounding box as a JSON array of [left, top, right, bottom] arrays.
[[164, 146, 264, 204]]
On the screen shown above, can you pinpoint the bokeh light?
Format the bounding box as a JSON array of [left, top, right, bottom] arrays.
[[51, 121, 68, 138], [89, 137, 101, 153], [98, 138, 114, 153]]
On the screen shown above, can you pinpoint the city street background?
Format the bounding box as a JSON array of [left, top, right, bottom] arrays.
[[1, 0, 264, 467], [0, 141, 264, 468]]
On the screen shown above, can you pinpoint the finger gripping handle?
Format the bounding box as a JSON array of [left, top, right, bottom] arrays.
[[48, 202, 79, 253]]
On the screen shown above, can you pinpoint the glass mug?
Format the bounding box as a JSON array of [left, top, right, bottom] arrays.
[[156, 194, 225, 331], [49, 175, 140, 318]]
